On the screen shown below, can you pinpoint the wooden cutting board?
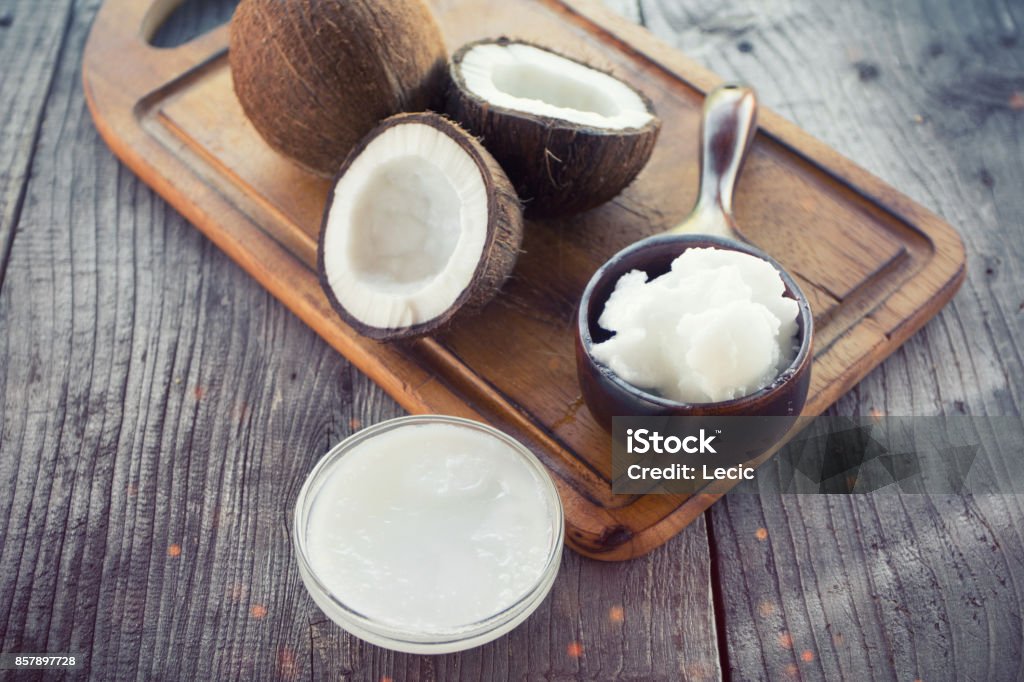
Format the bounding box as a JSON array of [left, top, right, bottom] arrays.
[[83, 0, 965, 561]]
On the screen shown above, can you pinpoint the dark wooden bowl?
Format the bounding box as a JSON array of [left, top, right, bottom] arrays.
[[575, 235, 814, 432]]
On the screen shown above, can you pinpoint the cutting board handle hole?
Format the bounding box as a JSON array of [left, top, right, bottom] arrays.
[[149, 0, 238, 48]]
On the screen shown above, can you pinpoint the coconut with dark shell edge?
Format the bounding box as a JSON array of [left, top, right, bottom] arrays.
[[446, 38, 661, 217], [229, 0, 447, 178], [318, 113, 523, 341]]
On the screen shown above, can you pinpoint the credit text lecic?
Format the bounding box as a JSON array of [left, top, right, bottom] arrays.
[[624, 428, 754, 481]]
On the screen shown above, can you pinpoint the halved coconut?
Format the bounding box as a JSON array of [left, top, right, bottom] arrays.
[[318, 113, 523, 340], [446, 38, 661, 217]]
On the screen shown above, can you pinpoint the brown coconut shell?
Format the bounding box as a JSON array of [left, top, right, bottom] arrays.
[[317, 113, 524, 341], [229, 0, 448, 178], [446, 38, 662, 218]]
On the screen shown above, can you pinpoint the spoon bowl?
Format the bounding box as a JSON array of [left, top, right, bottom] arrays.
[[575, 84, 814, 431]]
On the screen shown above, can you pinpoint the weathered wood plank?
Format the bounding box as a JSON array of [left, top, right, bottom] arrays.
[[637, 0, 1024, 677], [0, 0, 722, 679], [0, 0, 76, 288]]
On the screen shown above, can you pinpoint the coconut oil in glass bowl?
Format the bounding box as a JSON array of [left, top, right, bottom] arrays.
[[293, 415, 564, 654]]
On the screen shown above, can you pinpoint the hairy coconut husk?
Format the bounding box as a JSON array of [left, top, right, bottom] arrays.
[[230, 0, 448, 178], [446, 38, 661, 218], [318, 113, 523, 341]]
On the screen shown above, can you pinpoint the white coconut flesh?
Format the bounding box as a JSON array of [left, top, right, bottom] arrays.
[[322, 122, 489, 330], [459, 43, 654, 130]]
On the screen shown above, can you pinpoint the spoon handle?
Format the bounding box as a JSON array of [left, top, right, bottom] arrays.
[[670, 84, 758, 238]]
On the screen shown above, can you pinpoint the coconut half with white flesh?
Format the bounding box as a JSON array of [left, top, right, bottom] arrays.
[[446, 38, 661, 217], [318, 113, 523, 341]]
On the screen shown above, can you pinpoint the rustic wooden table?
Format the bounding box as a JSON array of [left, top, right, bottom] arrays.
[[1, 0, 1021, 679]]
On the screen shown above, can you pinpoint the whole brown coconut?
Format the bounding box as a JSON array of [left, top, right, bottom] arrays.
[[446, 38, 661, 218], [230, 0, 448, 178]]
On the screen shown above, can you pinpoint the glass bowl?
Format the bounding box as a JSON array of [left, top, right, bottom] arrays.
[[293, 415, 565, 654]]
